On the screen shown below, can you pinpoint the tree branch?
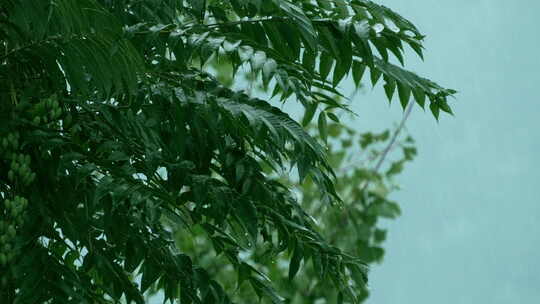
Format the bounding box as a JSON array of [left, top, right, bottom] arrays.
[[360, 100, 414, 191]]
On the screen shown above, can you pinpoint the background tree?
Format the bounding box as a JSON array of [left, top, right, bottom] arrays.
[[0, 0, 455, 303]]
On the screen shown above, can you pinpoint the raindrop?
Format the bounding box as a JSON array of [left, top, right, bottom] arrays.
[[403, 30, 416, 38], [384, 18, 400, 33], [372, 23, 385, 34]]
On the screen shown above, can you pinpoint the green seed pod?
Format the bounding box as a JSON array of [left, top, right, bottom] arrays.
[[55, 108, 62, 119], [2, 243, 11, 254], [16, 217, 23, 226], [12, 162, 19, 172], [7, 170, 14, 181], [19, 166, 28, 178], [28, 172, 36, 183], [4, 200, 11, 210], [10, 208, 19, 218], [0, 235, 7, 245], [6, 251, 14, 262], [7, 226, 15, 238], [26, 169, 33, 180], [0, 253, 6, 266], [64, 113, 73, 127], [33, 116, 41, 124], [1, 138, 8, 149], [9, 135, 17, 148]]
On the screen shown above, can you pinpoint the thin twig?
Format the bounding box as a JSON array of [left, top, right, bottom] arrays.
[[360, 100, 414, 191], [197, 17, 332, 30], [0, 37, 56, 61], [136, 17, 334, 36]]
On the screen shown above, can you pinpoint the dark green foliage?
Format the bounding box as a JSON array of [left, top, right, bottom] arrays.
[[0, 0, 454, 303], [191, 122, 419, 303]]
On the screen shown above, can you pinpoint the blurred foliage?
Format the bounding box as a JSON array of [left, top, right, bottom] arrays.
[[166, 113, 418, 304], [0, 0, 452, 303]]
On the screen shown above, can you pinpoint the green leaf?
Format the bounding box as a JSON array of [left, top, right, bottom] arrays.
[[369, 201, 401, 219], [439, 100, 454, 115], [302, 49, 317, 72], [374, 229, 387, 243], [316, 0, 332, 10], [320, 53, 334, 81], [430, 102, 440, 120], [262, 59, 278, 85], [250, 277, 286, 304], [288, 242, 303, 281], [327, 112, 340, 123], [251, 51, 267, 70], [370, 68, 382, 87], [274, 0, 318, 51], [312, 252, 323, 278], [188, 0, 206, 19], [386, 160, 405, 176], [238, 262, 252, 287], [352, 61, 367, 86], [383, 77, 396, 102], [236, 200, 258, 244], [318, 112, 328, 143], [319, 25, 341, 58], [412, 88, 426, 108], [333, 60, 350, 87], [302, 102, 318, 127], [263, 22, 295, 60], [141, 259, 163, 293], [216, 96, 327, 160], [337, 292, 344, 304], [397, 83, 411, 109], [351, 21, 374, 66]]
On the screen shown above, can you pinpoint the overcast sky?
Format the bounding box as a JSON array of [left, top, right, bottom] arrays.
[[351, 1, 540, 303]]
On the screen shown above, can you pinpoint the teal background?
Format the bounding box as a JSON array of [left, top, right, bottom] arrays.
[[352, 1, 540, 303]]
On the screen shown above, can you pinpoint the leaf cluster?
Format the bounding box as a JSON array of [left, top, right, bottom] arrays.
[[0, 0, 454, 303]]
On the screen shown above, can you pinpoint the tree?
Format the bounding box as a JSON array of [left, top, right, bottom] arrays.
[[0, 0, 455, 303]]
